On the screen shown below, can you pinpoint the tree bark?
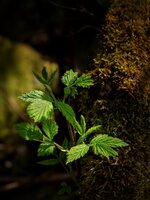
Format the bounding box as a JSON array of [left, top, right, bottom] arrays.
[[79, 0, 150, 199]]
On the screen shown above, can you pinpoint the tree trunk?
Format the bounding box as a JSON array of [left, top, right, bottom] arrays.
[[79, 0, 150, 199]]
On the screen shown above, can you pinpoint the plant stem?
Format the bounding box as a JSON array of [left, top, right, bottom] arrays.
[[44, 84, 56, 101], [56, 154, 80, 188]]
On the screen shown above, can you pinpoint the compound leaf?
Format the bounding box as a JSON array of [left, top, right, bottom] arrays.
[[66, 144, 89, 164]]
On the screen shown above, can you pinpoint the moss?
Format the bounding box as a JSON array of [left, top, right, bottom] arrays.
[[78, 0, 150, 199], [92, 0, 149, 101]]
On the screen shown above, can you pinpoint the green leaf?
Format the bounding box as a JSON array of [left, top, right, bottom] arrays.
[[91, 134, 128, 148], [75, 74, 94, 88], [64, 87, 71, 99], [15, 123, 43, 141], [80, 115, 86, 135], [18, 90, 52, 102], [92, 143, 118, 159], [55, 101, 76, 126], [38, 158, 59, 165], [61, 69, 78, 86], [64, 86, 78, 99], [42, 66, 48, 80], [55, 100, 82, 134], [85, 125, 102, 137], [42, 119, 58, 140], [48, 69, 58, 85], [62, 137, 69, 149], [90, 134, 128, 159], [37, 142, 55, 156], [27, 99, 53, 122], [33, 71, 46, 84], [66, 144, 89, 164], [73, 119, 82, 135]]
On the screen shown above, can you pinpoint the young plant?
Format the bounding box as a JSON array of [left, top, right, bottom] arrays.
[[15, 67, 128, 186]]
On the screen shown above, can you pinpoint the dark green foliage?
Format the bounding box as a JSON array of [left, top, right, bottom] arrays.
[[15, 123, 43, 141]]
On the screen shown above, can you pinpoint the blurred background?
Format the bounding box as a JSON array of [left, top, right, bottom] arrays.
[[0, 0, 110, 199]]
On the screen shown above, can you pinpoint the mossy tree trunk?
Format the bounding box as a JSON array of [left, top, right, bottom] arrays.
[[79, 0, 150, 199]]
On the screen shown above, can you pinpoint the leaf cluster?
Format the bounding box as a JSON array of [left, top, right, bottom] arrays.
[[61, 69, 94, 100], [16, 67, 128, 169]]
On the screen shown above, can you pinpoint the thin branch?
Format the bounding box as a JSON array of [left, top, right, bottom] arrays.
[[49, 1, 96, 17], [68, 25, 100, 36]]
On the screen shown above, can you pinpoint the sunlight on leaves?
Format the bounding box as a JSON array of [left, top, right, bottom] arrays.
[[27, 100, 53, 122], [66, 144, 89, 164]]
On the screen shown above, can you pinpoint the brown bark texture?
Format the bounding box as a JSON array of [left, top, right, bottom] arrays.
[[79, 0, 150, 199]]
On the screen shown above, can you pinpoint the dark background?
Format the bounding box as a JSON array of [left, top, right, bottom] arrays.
[[0, 0, 110, 70], [0, 0, 110, 199]]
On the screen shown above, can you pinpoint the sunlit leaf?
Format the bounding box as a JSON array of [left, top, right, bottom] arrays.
[[42, 119, 58, 140], [66, 144, 89, 164], [27, 100, 53, 122], [73, 119, 82, 135], [85, 125, 102, 137], [90, 134, 128, 159], [55, 101, 75, 125], [61, 69, 78, 86], [92, 143, 118, 159], [37, 142, 55, 156], [55, 100, 82, 134], [75, 74, 94, 88], [18, 90, 52, 102], [91, 134, 128, 148]]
